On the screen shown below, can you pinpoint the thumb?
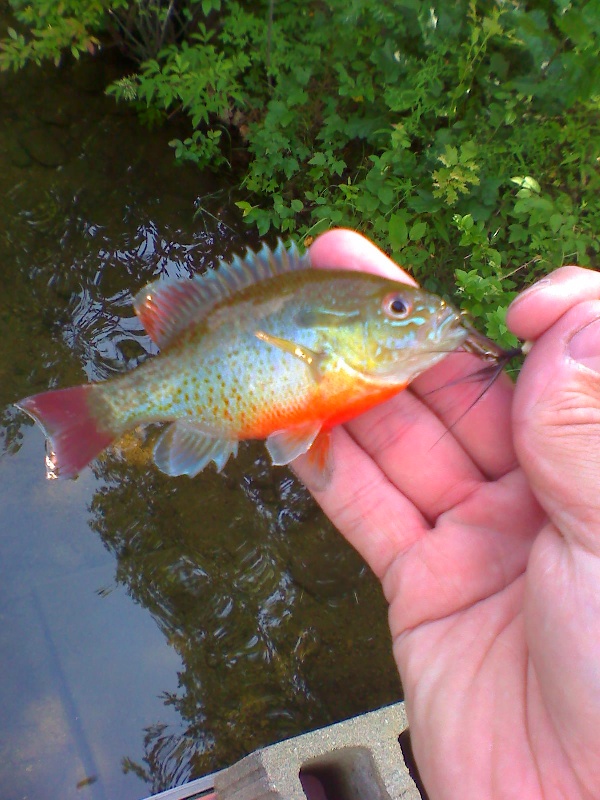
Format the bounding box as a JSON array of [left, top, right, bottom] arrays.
[[511, 300, 600, 552]]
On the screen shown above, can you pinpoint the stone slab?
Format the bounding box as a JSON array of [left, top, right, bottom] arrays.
[[213, 703, 420, 800]]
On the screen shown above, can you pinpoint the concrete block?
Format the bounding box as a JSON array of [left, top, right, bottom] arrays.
[[214, 702, 420, 800]]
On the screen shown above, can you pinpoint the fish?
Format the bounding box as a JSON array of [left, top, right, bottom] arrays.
[[15, 241, 471, 488]]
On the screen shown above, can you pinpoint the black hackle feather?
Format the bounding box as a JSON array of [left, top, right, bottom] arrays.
[[425, 325, 524, 441]]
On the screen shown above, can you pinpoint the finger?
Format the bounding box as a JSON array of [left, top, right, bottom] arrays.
[[507, 265, 600, 341], [292, 425, 429, 579], [344, 387, 485, 524], [309, 228, 418, 285], [410, 350, 516, 479], [514, 297, 600, 787], [513, 299, 600, 551]]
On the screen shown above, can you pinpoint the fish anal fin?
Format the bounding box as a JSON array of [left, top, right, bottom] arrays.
[[265, 422, 322, 466], [154, 420, 238, 477], [297, 429, 333, 492], [255, 330, 326, 383]]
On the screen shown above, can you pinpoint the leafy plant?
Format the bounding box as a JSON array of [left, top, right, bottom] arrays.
[[0, 0, 212, 67], [0, 0, 108, 66], [2, 0, 599, 343], [106, 0, 210, 63]]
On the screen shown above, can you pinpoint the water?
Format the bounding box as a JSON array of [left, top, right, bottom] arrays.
[[0, 48, 400, 800]]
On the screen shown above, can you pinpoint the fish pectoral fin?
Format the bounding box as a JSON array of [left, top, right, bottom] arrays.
[[265, 422, 322, 466], [255, 330, 326, 383], [154, 421, 238, 477]]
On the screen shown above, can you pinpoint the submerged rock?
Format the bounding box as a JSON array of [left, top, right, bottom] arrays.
[[7, 139, 32, 168], [36, 101, 72, 128], [20, 126, 69, 167]]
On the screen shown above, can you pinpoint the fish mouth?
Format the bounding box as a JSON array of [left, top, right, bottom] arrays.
[[434, 302, 469, 346], [369, 303, 468, 382]]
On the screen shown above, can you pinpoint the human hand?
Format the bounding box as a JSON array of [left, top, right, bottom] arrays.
[[296, 229, 600, 799]]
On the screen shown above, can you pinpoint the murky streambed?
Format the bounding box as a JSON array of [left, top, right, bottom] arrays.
[[0, 44, 400, 800]]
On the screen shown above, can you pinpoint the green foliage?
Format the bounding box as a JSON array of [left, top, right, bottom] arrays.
[[2, 0, 600, 342], [107, 25, 250, 165], [0, 0, 109, 66], [0, 0, 210, 67]]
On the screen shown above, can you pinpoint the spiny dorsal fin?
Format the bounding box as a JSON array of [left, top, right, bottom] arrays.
[[134, 240, 310, 348]]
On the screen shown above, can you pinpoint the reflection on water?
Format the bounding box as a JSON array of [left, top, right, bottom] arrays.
[[0, 45, 400, 800]]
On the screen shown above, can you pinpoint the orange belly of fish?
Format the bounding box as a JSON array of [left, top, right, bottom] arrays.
[[238, 375, 407, 440]]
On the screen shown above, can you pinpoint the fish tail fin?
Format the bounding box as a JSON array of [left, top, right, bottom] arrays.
[[16, 385, 116, 479]]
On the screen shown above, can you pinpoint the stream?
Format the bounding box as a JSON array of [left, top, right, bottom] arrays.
[[0, 42, 400, 800]]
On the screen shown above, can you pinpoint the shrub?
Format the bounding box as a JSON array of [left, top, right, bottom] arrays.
[[2, 0, 599, 344]]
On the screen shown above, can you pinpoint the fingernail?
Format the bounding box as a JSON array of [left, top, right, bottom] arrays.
[[508, 277, 553, 311], [569, 317, 600, 373]]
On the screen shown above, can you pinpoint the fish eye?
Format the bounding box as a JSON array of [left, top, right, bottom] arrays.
[[382, 293, 411, 319]]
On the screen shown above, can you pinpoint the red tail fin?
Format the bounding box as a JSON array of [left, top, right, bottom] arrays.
[[16, 385, 115, 479]]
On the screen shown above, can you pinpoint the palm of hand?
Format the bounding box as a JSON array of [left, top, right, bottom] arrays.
[[295, 230, 600, 800], [299, 353, 549, 798]]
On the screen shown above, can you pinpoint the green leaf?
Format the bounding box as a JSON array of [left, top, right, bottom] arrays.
[[309, 152, 326, 166], [439, 145, 458, 167], [388, 213, 408, 248], [378, 185, 395, 206], [201, 0, 221, 15], [235, 201, 256, 217], [409, 221, 427, 241], [510, 176, 541, 194]]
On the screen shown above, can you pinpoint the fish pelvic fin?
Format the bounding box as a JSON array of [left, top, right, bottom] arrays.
[[135, 240, 311, 349], [15, 385, 115, 480], [153, 420, 238, 477]]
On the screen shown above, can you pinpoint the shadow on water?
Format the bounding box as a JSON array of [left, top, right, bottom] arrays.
[[0, 40, 400, 800]]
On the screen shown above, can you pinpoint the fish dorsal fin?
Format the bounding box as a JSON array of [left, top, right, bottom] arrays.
[[134, 240, 310, 348]]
